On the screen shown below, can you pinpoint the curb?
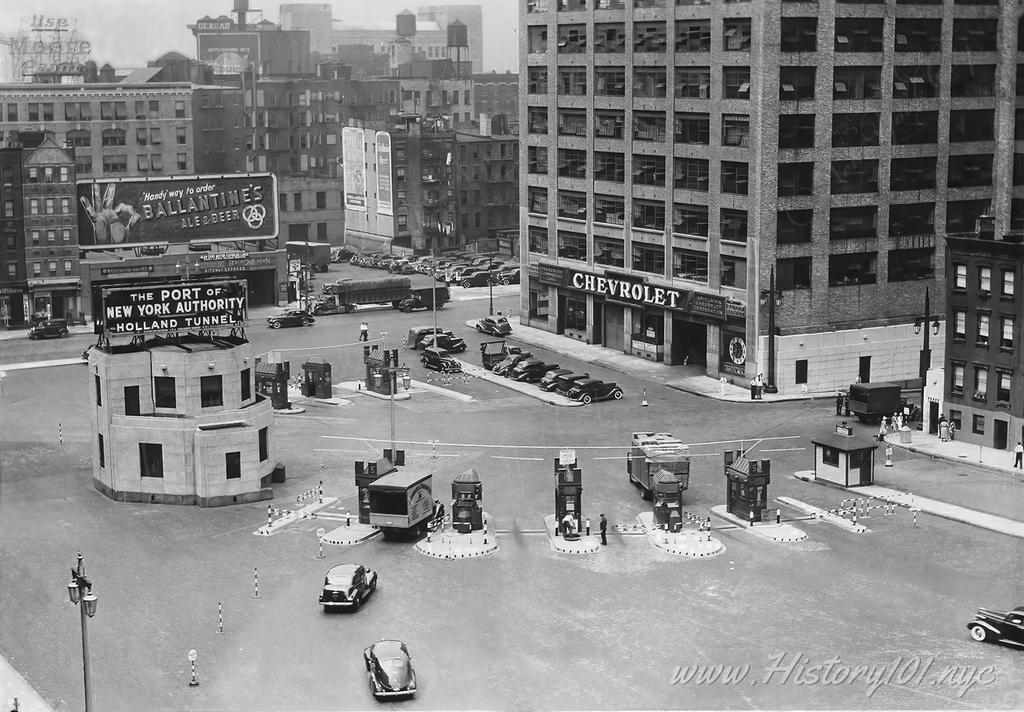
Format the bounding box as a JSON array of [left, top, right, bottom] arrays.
[[710, 505, 808, 543], [886, 438, 1024, 481], [775, 496, 869, 534]]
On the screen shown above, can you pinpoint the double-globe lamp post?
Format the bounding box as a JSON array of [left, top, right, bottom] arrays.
[[759, 266, 784, 394], [67, 552, 98, 712], [372, 333, 412, 459]]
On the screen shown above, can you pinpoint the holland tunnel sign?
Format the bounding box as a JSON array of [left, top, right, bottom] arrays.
[[101, 280, 247, 335]]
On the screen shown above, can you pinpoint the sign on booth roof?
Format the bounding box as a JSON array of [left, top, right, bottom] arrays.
[[559, 448, 577, 465]]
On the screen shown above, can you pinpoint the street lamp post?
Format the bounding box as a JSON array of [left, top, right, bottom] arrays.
[[488, 256, 495, 317], [913, 287, 941, 381], [759, 267, 783, 394], [372, 334, 412, 459], [66, 552, 98, 712]]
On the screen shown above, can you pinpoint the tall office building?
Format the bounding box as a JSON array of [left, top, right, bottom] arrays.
[[518, 0, 1020, 394]]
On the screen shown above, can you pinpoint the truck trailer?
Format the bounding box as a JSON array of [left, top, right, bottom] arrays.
[[627, 432, 691, 500], [286, 241, 332, 272], [315, 277, 413, 314], [367, 469, 434, 540], [396, 285, 450, 312]]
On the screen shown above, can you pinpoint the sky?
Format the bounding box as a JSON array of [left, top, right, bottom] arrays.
[[0, 0, 518, 75]]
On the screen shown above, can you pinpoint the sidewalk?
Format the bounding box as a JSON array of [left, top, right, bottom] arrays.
[[884, 430, 1024, 478], [502, 316, 831, 403], [1, 655, 54, 712]]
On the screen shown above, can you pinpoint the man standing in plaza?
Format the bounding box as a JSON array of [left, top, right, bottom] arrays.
[[359, 321, 368, 342], [835, 392, 843, 416], [599, 513, 608, 545], [1014, 442, 1023, 469]]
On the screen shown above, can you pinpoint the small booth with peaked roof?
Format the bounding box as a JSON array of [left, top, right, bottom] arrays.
[[810, 423, 879, 487], [451, 469, 484, 533]]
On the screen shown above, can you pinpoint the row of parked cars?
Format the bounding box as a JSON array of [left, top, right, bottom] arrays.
[[349, 250, 520, 288]]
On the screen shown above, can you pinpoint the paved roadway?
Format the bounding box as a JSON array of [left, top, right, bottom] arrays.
[[1, 273, 1022, 711]]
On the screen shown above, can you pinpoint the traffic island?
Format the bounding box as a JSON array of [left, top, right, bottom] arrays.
[[321, 522, 381, 546], [637, 512, 725, 558], [710, 505, 808, 543], [415, 522, 498, 560], [456, 360, 584, 407], [775, 496, 869, 534], [272, 406, 306, 415], [543, 514, 600, 554], [332, 381, 413, 401]]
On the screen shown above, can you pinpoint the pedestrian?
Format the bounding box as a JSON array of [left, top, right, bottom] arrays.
[[358, 321, 368, 342], [835, 392, 844, 416], [878, 416, 888, 442], [843, 393, 850, 417], [895, 413, 904, 431], [599, 513, 608, 545], [1014, 441, 1023, 469], [948, 420, 957, 441], [939, 419, 949, 442]]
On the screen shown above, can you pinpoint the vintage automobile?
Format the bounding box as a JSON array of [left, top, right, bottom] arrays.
[[421, 346, 462, 373], [543, 371, 590, 394], [317, 564, 377, 611], [496, 268, 521, 285], [476, 316, 513, 337], [406, 325, 447, 349], [967, 605, 1024, 648], [330, 247, 355, 263], [511, 358, 560, 383], [364, 640, 417, 699], [566, 378, 624, 404], [418, 331, 467, 353], [266, 310, 315, 329], [28, 319, 70, 339], [538, 368, 572, 390], [492, 351, 533, 377], [460, 270, 500, 289]]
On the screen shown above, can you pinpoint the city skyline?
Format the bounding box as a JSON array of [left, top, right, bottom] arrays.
[[0, 0, 517, 76]]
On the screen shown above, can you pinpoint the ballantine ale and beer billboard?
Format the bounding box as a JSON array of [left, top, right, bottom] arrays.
[[101, 281, 247, 335], [76, 174, 278, 248]]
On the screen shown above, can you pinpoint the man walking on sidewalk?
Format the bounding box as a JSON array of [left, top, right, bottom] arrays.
[[359, 321, 368, 342], [599, 514, 608, 545], [1014, 441, 1023, 469]]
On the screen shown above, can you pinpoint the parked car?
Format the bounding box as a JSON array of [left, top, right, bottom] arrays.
[[331, 247, 355, 263], [492, 351, 533, 377], [476, 316, 512, 336], [566, 378, 624, 404], [266, 310, 315, 329], [538, 368, 572, 390], [364, 640, 417, 699], [421, 346, 462, 372], [460, 271, 499, 288], [554, 372, 591, 395], [967, 606, 1024, 648], [406, 325, 447, 349], [28, 319, 70, 339], [318, 564, 377, 611], [511, 358, 560, 383], [418, 331, 467, 353], [494, 268, 520, 286]]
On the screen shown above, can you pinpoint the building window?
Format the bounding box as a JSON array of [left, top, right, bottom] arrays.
[[1001, 317, 1014, 350], [558, 68, 587, 95], [779, 66, 814, 99], [316, 192, 326, 209], [102, 156, 128, 173], [997, 371, 1012, 403], [892, 65, 940, 99], [778, 162, 814, 196], [722, 114, 749, 147], [175, 101, 186, 118], [835, 66, 882, 99], [830, 206, 877, 240], [675, 112, 709, 144], [154, 376, 176, 408], [527, 67, 548, 93], [557, 230, 587, 260], [979, 266, 992, 292], [781, 17, 817, 52], [595, 152, 625, 182], [887, 248, 934, 282], [632, 243, 665, 275], [950, 110, 994, 143], [831, 160, 878, 194], [528, 146, 548, 174], [973, 366, 988, 401], [676, 66, 711, 99], [832, 113, 879, 147], [720, 209, 748, 243], [954, 264, 968, 290], [720, 162, 748, 194], [528, 107, 548, 134], [795, 359, 808, 385], [594, 236, 625, 267], [528, 226, 549, 254], [890, 157, 937, 192], [951, 363, 965, 395], [634, 155, 665, 186], [201, 375, 223, 408], [595, 67, 626, 96], [558, 149, 587, 179], [895, 17, 942, 53], [633, 199, 666, 231], [1002, 270, 1015, 297], [139, 443, 164, 478], [777, 257, 812, 290], [595, 110, 624, 139], [676, 20, 711, 52], [835, 18, 884, 52], [101, 129, 126, 147], [720, 256, 747, 289], [828, 253, 877, 286], [259, 427, 269, 462], [946, 200, 990, 234], [557, 24, 587, 54], [948, 155, 993, 188], [953, 311, 967, 342], [634, 21, 667, 52], [779, 114, 814, 149], [226, 451, 241, 479], [723, 66, 750, 99], [594, 195, 624, 226], [971, 414, 984, 435], [528, 25, 548, 53], [241, 368, 251, 401], [528, 187, 547, 214], [634, 111, 667, 142], [976, 313, 990, 347], [673, 204, 709, 237], [558, 109, 588, 137], [672, 248, 709, 283], [951, 65, 995, 97], [634, 67, 667, 98], [777, 210, 813, 244], [724, 18, 751, 50], [558, 191, 587, 220], [98, 433, 105, 468], [953, 18, 997, 52]]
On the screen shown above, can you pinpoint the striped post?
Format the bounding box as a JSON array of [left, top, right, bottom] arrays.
[[59, 423, 63, 445], [318, 479, 323, 504], [345, 511, 351, 527], [431, 440, 438, 460], [913, 509, 918, 528], [317, 537, 324, 559], [188, 659, 199, 687], [266, 504, 272, 529], [252, 567, 260, 599], [217, 602, 223, 634]]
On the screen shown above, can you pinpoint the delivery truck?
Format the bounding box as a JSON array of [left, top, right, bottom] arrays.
[[286, 241, 332, 272], [395, 285, 450, 312], [367, 469, 434, 540], [315, 277, 413, 314], [627, 431, 691, 500], [848, 382, 902, 424]]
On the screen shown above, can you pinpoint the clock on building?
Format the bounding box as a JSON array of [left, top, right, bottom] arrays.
[[729, 337, 746, 365]]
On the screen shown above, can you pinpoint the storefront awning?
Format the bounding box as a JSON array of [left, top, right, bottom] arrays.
[[27, 278, 82, 288]]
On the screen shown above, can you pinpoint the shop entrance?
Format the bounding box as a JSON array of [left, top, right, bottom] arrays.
[[592, 302, 602, 344], [603, 303, 624, 350], [671, 318, 707, 366], [994, 419, 1008, 450]]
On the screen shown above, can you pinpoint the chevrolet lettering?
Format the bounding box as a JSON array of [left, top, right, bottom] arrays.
[[571, 273, 682, 309]]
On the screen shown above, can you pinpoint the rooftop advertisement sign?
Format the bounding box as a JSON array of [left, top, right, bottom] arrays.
[[76, 174, 278, 249], [100, 280, 247, 335]]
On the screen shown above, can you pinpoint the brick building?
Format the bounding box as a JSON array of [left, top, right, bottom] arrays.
[[518, 0, 1021, 392]]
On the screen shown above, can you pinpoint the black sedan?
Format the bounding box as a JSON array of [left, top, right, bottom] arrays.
[[266, 310, 315, 329], [460, 270, 500, 288], [418, 332, 467, 353], [492, 351, 533, 377], [364, 640, 417, 699], [538, 368, 572, 390], [566, 378, 624, 404], [511, 358, 560, 383], [476, 316, 512, 337], [967, 606, 1024, 648], [544, 371, 590, 394]]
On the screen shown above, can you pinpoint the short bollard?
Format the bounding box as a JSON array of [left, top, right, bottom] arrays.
[[217, 601, 223, 634], [775, 509, 781, 525], [252, 567, 260, 599], [316, 528, 326, 559], [345, 511, 351, 527], [585, 518, 591, 536], [748, 509, 754, 527], [188, 649, 199, 687]]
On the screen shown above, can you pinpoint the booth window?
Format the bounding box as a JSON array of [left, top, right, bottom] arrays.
[[201, 375, 224, 408], [259, 427, 269, 462], [226, 452, 241, 480], [139, 443, 164, 478], [241, 368, 251, 401], [98, 434, 105, 468], [822, 447, 839, 467], [154, 376, 176, 408]]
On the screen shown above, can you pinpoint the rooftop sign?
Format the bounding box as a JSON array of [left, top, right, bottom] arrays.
[[100, 280, 247, 336]]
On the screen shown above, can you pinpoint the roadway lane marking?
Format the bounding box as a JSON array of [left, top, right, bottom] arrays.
[[759, 447, 807, 453], [491, 455, 544, 461], [592, 456, 624, 460], [322, 434, 803, 449]]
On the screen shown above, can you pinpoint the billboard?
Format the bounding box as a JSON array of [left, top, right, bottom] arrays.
[[197, 32, 260, 75], [100, 280, 247, 335], [375, 131, 393, 217], [76, 174, 278, 248], [342, 126, 366, 211]]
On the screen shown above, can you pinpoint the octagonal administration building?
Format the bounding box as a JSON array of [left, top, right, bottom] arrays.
[[88, 334, 276, 506]]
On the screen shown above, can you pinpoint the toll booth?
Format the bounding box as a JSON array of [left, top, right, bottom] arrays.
[[354, 456, 398, 524], [255, 361, 290, 410], [364, 346, 399, 396], [554, 456, 582, 538], [653, 470, 684, 531], [810, 423, 879, 487], [723, 450, 771, 523], [301, 357, 333, 398], [451, 469, 483, 533]]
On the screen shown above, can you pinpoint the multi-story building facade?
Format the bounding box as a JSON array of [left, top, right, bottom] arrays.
[[0, 82, 196, 178], [0, 136, 80, 328], [456, 130, 518, 245], [518, 0, 1019, 393], [944, 218, 1024, 452], [473, 71, 519, 127], [417, 5, 485, 73]]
